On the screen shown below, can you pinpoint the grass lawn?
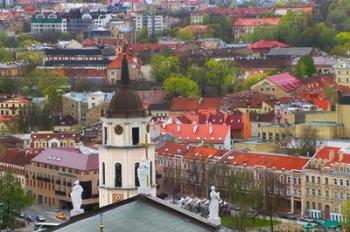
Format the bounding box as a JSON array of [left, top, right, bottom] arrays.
[[222, 215, 281, 228]]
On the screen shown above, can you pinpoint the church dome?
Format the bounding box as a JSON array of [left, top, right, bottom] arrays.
[[106, 55, 145, 118]]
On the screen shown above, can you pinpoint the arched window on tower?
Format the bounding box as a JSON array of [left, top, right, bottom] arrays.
[[102, 162, 105, 185], [135, 162, 140, 187], [115, 163, 122, 187]]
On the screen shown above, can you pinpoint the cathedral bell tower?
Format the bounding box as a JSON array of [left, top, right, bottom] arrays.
[[99, 55, 156, 207]]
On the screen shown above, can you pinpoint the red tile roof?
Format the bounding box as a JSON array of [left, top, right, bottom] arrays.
[[222, 90, 277, 110], [249, 40, 289, 49], [221, 151, 309, 171], [267, 72, 303, 93], [108, 53, 141, 69], [313, 146, 350, 167], [156, 143, 187, 157], [198, 98, 221, 110], [161, 123, 230, 144], [155, 142, 227, 160], [183, 146, 227, 160], [235, 18, 280, 26], [0, 149, 36, 167], [0, 115, 15, 123], [170, 97, 199, 111]]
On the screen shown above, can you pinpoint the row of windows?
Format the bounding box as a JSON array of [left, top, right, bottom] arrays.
[[305, 175, 350, 186], [306, 188, 350, 200]]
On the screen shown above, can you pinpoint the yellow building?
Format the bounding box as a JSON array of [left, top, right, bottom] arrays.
[[301, 146, 350, 222], [260, 96, 350, 141], [0, 96, 30, 116], [334, 62, 350, 87]]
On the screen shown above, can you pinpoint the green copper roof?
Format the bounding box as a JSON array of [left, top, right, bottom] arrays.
[[52, 196, 217, 232]]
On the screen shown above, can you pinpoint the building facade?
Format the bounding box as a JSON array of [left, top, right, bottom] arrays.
[[26, 147, 99, 210], [99, 55, 156, 207], [31, 13, 67, 34]]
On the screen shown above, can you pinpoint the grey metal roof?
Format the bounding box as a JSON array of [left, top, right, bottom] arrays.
[[51, 195, 218, 232], [268, 47, 313, 56]]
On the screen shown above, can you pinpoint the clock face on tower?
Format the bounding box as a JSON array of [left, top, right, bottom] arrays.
[[114, 125, 123, 135]]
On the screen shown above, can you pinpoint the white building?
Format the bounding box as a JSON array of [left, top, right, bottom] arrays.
[[135, 13, 164, 35], [31, 13, 67, 34], [99, 56, 156, 207]]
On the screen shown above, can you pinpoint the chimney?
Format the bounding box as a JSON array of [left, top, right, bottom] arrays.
[[329, 149, 335, 161], [209, 123, 213, 135], [339, 150, 344, 162], [177, 124, 181, 132]]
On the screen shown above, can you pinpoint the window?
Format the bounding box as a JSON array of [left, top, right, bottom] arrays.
[[312, 189, 315, 196], [115, 163, 122, 187], [135, 162, 140, 187], [340, 179, 343, 186], [346, 180, 349, 186], [312, 176, 315, 183], [317, 176, 321, 184], [132, 127, 140, 145], [318, 190, 321, 196], [104, 127, 107, 145], [334, 178, 337, 185], [325, 177, 328, 185], [102, 162, 105, 185], [326, 191, 329, 198], [306, 175, 309, 183]]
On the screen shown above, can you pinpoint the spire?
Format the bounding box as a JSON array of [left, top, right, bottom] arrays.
[[121, 54, 130, 86]]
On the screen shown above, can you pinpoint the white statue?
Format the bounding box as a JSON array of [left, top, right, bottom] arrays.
[[137, 158, 150, 194], [70, 180, 84, 216], [208, 186, 221, 225]]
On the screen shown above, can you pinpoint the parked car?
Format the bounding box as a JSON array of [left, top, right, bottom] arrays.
[[300, 216, 314, 222], [36, 215, 46, 222], [19, 211, 26, 218], [280, 212, 297, 220], [55, 213, 66, 220], [25, 215, 35, 222]]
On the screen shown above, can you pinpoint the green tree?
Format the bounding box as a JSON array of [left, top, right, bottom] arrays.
[[150, 55, 180, 82], [21, 69, 68, 108], [294, 56, 317, 79], [0, 48, 13, 62], [0, 78, 17, 93], [327, 0, 350, 32], [0, 172, 33, 229], [301, 22, 337, 51], [243, 73, 268, 89], [341, 200, 350, 232], [242, 26, 278, 42], [176, 28, 195, 41], [19, 39, 39, 48], [187, 65, 209, 87], [163, 75, 199, 97], [331, 32, 350, 56], [324, 86, 338, 110], [17, 51, 43, 66], [276, 11, 311, 46], [204, 59, 240, 92], [206, 15, 233, 43]]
